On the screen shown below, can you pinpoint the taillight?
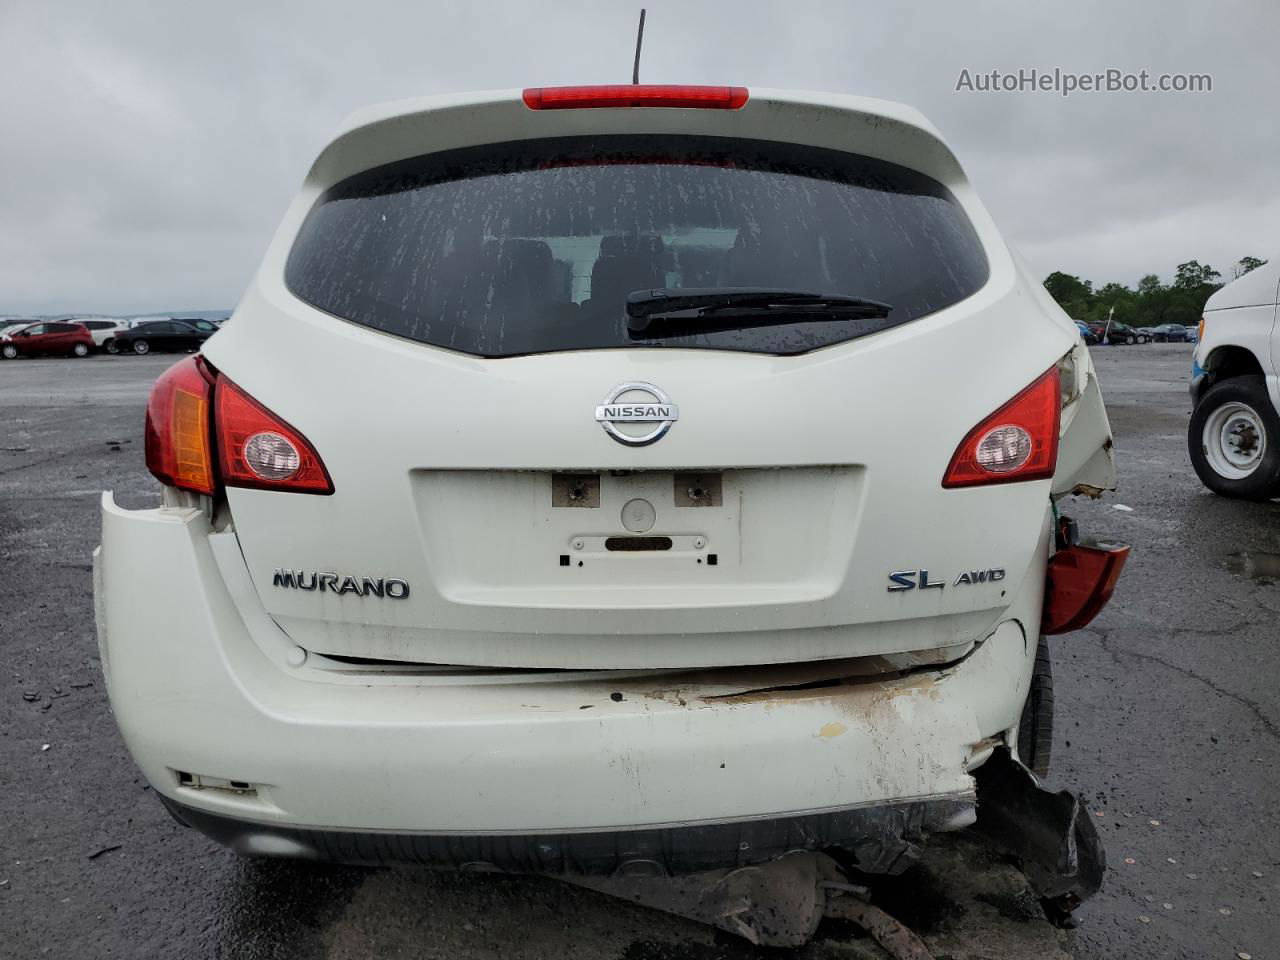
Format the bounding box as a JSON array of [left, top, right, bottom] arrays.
[[1042, 539, 1129, 634], [522, 84, 749, 110], [144, 356, 216, 495], [215, 377, 333, 494], [942, 368, 1061, 488], [1198, 314, 1205, 342], [143, 358, 333, 497]]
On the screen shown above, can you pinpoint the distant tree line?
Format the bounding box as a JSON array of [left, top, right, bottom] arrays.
[[1043, 256, 1268, 328]]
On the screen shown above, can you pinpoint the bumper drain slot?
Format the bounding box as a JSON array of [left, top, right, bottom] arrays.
[[605, 536, 672, 552]]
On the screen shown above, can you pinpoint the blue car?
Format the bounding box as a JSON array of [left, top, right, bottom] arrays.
[[1074, 321, 1099, 345]]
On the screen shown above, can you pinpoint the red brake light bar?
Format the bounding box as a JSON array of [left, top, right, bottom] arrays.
[[522, 85, 749, 110]]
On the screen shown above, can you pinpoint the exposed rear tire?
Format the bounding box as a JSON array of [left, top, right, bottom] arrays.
[[1017, 636, 1054, 778], [131, 340, 150, 355], [1189, 375, 1280, 500], [72, 343, 89, 357]]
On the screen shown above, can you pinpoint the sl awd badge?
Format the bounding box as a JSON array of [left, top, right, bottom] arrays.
[[595, 382, 679, 447], [888, 567, 1006, 591]]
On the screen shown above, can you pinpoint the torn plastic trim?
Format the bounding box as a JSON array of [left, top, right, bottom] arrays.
[[1053, 343, 1116, 497], [968, 746, 1105, 918]]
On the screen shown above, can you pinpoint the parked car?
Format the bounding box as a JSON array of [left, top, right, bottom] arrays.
[[104, 319, 212, 355], [0, 321, 94, 359], [1189, 258, 1280, 499], [1184, 324, 1199, 343], [1089, 321, 1148, 345], [77, 318, 128, 350], [1074, 321, 1099, 345], [94, 85, 1124, 911], [0, 319, 35, 338], [172, 317, 223, 335], [1150, 323, 1190, 343]]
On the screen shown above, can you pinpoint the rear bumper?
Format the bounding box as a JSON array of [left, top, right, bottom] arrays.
[[159, 792, 973, 875], [94, 493, 1045, 871]]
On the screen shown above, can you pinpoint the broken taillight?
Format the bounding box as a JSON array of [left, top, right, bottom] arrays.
[[144, 355, 216, 495], [1041, 540, 1129, 634], [143, 358, 333, 496], [942, 367, 1061, 488], [522, 85, 749, 110]]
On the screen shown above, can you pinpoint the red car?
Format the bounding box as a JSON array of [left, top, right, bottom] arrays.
[[0, 321, 95, 359]]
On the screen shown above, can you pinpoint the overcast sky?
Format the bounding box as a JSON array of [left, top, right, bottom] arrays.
[[1, 0, 1275, 315]]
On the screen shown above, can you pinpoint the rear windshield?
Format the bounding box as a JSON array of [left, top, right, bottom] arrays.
[[286, 136, 988, 357]]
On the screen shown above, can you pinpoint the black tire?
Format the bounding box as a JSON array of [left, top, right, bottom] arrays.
[[1189, 375, 1280, 500], [1018, 636, 1054, 778], [1135, 334, 1148, 344], [105, 339, 119, 355], [72, 343, 89, 357], [1, 344, 16, 360], [131, 339, 150, 355], [1124, 334, 1135, 345]]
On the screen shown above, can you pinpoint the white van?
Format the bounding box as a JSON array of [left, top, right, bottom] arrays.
[[1190, 259, 1280, 499]]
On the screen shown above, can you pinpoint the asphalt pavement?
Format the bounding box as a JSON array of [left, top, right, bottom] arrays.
[[1, 344, 1276, 959]]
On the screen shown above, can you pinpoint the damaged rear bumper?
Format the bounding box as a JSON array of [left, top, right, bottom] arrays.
[[159, 791, 975, 876], [95, 494, 1048, 876]]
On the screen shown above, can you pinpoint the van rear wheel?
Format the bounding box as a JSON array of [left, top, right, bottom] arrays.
[[1189, 376, 1280, 500], [1017, 636, 1054, 777]]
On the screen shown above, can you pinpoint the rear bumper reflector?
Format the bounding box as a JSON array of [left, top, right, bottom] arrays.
[[1041, 538, 1129, 635]]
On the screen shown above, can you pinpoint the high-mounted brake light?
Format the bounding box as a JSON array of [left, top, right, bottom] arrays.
[[942, 367, 1061, 488], [215, 378, 333, 494], [144, 356, 216, 496], [522, 84, 749, 110]]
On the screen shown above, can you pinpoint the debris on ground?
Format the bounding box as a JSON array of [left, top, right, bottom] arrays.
[[87, 844, 123, 861], [561, 834, 1073, 957], [824, 890, 935, 959], [559, 749, 1093, 954], [564, 850, 836, 946]]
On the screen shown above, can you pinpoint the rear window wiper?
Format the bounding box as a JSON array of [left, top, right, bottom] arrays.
[[625, 287, 893, 336]]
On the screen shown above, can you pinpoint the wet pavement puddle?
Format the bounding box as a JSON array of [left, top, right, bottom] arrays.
[[1224, 550, 1280, 584]]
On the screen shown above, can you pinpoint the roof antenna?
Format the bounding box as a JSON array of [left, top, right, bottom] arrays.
[[631, 8, 646, 84]]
